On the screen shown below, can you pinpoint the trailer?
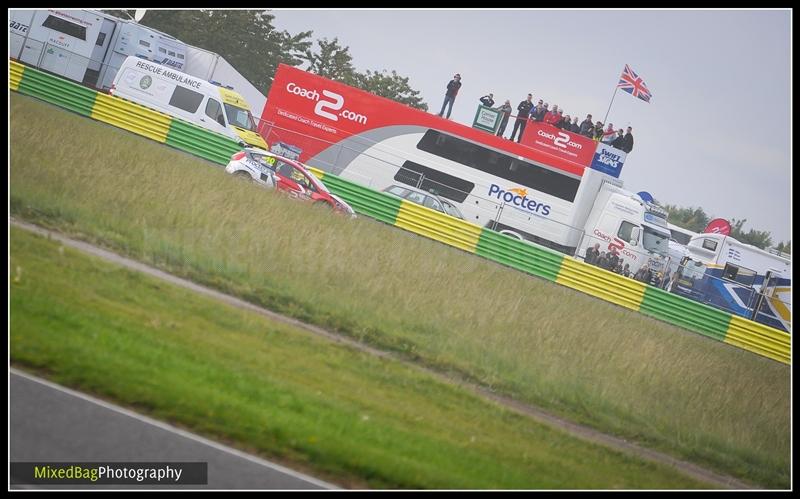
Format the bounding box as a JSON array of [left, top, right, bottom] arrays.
[[672, 232, 791, 332]]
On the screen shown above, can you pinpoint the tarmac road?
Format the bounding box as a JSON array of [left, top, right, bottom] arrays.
[[9, 369, 337, 490]]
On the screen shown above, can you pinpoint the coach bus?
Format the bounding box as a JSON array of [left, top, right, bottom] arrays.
[[258, 65, 660, 259]]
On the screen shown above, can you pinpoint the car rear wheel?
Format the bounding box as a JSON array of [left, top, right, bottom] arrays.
[[234, 171, 252, 182]]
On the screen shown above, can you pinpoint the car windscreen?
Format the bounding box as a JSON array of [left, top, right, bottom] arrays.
[[224, 104, 258, 132], [441, 200, 464, 219], [642, 226, 669, 257]]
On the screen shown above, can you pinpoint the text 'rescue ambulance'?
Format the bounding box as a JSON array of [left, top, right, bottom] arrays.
[[111, 56, 267, 149]]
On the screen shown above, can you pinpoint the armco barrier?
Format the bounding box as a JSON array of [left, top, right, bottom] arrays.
[[639, 287, 731, 342], [395, 201, 483, 253], [475, 229, 564, 282], [92, 92, 172, 143], [556, 259, 647, 312], [10, 60, 24, 91], [308, 168, 402, 225], [10, 60, 790, 364], [14, 60, 97, 117], [166, 119, 241, 165]]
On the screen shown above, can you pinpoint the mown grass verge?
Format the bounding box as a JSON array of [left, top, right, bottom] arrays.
[[9, 93, 790, 487], [9, 227, 717, 489]]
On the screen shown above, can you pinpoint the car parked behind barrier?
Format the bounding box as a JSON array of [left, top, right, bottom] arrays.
[[382, 184, 465, 220], [226, 147, 356, 217]]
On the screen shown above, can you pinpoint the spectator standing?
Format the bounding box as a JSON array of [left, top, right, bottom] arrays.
[[534, 102, 548, 122], [570, 116, 580, 133], [635, 265, 652, 284], [559, 113, 571, 129], [611, 129, 625, 149], [621, 126, 634, 153], [531, 100, 544, 121], [509, 94, 534, 142], [621, 263, 631, 278], [579, 114, 594, 136], [585, 243, 601, 266], [593, 121, 605, 141], [544, 105, 561, 127], [480, 93, 495, 107], [495, 100, 513, 138], [606, 247, 620, 273], [437, 73, 462, 119], [601, 123, 616, 143]]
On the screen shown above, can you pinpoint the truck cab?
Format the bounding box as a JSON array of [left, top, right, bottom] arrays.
[[576, 186, 671, 280]]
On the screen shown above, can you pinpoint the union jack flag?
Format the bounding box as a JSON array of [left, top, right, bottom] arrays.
[[617, 64, 652, 103]]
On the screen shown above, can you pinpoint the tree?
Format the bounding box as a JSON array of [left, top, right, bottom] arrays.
[[103, 10, 312, 94], [302, 38, 428, 111], [775, 241, 791, 255], [661, 204, 710, 233], [354, 69, 428, 111], [303, 38, 358, 84], [729, 218, 773, 250]]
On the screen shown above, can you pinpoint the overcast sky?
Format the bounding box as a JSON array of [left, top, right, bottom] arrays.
[[272, 9, 791, 244]]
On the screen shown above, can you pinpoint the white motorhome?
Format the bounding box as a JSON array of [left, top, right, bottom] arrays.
[[110, 56, 267, 149], [672, 233, 791, 332]]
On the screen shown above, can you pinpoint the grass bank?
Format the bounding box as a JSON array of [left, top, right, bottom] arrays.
[[9, 93, 790, 487], [10, 227, 715, 489]]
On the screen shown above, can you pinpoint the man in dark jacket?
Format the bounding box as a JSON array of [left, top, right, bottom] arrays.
[[611, 129, 625, 149], [621, 126, 634, 153], [495, 100, 513, 137], [437, 73, 462, 119], [509, 94, 534, 142], [530, 99, 544, 121], [579, 114, 594, 136], [585, 243, 601, 266], [533, 102, 548, 122], [479, 93, 495, 107]]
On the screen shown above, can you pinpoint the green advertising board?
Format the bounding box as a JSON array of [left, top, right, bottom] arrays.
[[472, 105, 501, 133]]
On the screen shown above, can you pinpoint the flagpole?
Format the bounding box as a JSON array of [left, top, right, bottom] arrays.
[[602, 86, 618, 126]]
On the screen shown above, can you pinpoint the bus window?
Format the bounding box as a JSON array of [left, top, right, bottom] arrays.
[[723, 263, 756, 287], [702, 238, 718, 251], [393, 161, 474, 203], [416, 129, 580, 202]]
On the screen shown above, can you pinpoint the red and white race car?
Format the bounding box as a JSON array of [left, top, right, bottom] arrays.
[[225, 147, 356, 217]]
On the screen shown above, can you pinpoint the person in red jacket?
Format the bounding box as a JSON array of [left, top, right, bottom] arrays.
[[544, 104, 561, 126]]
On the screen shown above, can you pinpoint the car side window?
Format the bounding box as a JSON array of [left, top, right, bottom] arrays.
[[386, 186, 408, 197], [405, 191, 426, 205], [423, 195, 443, 212], [275, 161, 294, 178]]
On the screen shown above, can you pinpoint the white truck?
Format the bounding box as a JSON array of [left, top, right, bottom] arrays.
[[573, 183, 671, 279], [9, 9, 186, 89]]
